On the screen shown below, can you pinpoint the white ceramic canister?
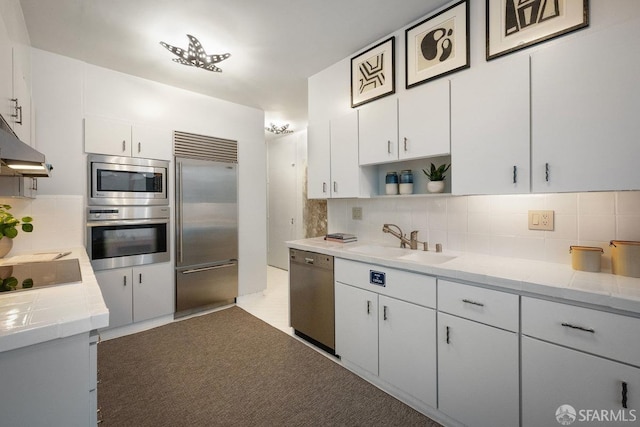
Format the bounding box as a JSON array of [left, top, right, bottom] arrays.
[[399, 170, 413, 195], [385, 172, 399, 195], [609, 240, 640, 278], [569, 246, 603, 272]]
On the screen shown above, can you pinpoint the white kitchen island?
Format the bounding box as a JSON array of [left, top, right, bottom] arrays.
[[0, 247, 109, 427]]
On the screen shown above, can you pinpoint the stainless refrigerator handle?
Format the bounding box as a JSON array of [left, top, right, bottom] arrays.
[[181, 263, 237, 274], [177, 161, 184, 263]]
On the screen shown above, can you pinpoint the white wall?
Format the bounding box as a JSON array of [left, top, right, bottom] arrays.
[[20, 48, 267, 296], [313, 0, 640, 270]]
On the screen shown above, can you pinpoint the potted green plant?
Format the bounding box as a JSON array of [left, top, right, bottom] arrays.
[[422, 163, 450, 193], [0, 204, 34, 257]]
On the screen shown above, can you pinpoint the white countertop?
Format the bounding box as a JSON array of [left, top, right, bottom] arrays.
[[0, 247, 109, 353], [288, 238, 640, 316]]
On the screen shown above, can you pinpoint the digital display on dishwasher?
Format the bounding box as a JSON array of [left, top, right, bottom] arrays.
[[370, 270, 386, 286]]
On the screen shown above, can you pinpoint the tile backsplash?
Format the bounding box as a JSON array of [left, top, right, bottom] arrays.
[[0, 196, 84, 255], [327, 191, 640, 270]]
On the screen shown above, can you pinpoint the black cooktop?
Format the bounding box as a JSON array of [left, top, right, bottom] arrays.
[[0, 259, 82, 292]]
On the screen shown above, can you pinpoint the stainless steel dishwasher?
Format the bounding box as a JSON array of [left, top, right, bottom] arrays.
[[289, 248, 335, 354]]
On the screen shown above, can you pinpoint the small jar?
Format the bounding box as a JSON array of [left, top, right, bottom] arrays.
[[385, 172, 399, 195], [399, 170, 413, 195]]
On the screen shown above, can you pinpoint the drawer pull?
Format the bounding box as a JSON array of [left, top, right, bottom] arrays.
[[622, 381, 628, 409], [561, 322, 595, 333], [462, 298, 485, 307]]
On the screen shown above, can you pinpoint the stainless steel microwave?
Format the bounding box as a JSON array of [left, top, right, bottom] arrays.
[[88, 154, 169, 205]]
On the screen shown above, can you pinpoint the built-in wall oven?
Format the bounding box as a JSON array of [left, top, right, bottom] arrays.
[[86, 206, 170, 270], [87, 154, 169, 206]]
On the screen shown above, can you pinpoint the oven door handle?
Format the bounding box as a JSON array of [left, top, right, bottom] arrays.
[[87, 218, 169, 227]]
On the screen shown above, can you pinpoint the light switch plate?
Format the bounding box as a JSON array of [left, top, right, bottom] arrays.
[[352, 206, 363, 220], [528, 210, 554, 231]]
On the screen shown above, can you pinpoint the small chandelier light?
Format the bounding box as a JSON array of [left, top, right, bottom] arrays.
[[160, 34, 230, 72], [265, 123, 293, 135]]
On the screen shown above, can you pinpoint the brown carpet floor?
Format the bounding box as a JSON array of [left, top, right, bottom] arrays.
[[97, 306, 442, 426]]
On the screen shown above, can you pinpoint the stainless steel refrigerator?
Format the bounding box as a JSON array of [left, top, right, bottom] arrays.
[[175, 157, 238, 317]]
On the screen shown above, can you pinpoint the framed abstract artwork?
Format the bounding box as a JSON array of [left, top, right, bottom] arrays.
[[486, 0, 589, 60], [351, 36, 395, 108], [405, 0, 469, 89]]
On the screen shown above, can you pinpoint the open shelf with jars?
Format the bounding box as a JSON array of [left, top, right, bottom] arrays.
[[366, 155, 451, 198]]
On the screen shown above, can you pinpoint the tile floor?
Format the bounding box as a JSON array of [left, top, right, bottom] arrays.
[[236, 266, 293, 336]]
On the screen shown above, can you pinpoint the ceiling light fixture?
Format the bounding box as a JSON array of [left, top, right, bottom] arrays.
[[160, 34, 230, 72], [265, 123, 293, 135]]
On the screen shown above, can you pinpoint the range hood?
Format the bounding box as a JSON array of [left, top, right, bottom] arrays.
[[0, 125, 52, 177]]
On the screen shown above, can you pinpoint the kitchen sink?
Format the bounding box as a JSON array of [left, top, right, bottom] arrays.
[[345, 244, 412, 258], [397, 251, 457, 265]]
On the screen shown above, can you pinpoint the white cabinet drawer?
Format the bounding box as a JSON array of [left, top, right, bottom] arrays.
[[335, 258, 436, 308], [522, 297, 640, 367], [438, 280, 519, 332]]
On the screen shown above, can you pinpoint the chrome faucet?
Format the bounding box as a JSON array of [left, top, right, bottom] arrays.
[[382, 224, 419, 249]]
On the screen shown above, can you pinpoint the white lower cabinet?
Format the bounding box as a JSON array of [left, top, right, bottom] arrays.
[[522, 296, 640, 426], [335, 282, 437, 407], [334, 259, 437, 408], [335, 282, 379, 375], [438, 312, 519, 427], [437, 280, 520, 427], [379, 294, 436, 406], [522, 337, 639, 426], [96, 262, 174, 329], [0, 332, 96, 426]]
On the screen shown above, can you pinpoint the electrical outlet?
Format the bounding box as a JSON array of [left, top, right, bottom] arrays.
[[352, 206, 363, 220], [528, 210, 554, 231]]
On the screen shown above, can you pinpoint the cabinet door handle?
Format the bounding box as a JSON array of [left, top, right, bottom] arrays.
[[333, 181, 337, 193], [123, 276, 127, 287], [322, 182, 327, 193], [366, 300, 371, 314], [446, 326, 450, 344], [10, 99, 22, 124], [122, 140, 126, 152], [138, 142, 141, 153], [462, 298, 485, 307], [403, 137, 408, 152], [545, 163, 550, 182], [622, 381, 628, 409], [387, 140, 391, 154], [15, 105, 23, 125], [561, 322, 595, 333], [513, 165, 517, 184], [139, 273, 142, 284], [383, 305, 388, 321]]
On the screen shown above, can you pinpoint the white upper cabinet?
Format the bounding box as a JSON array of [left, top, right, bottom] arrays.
[[531, 19, 640, 193], [10, 46, 32, 145], [84, 115, 172, 160], [307, 112, 374, 199], [358, 96, 398, 165], [451, 55, 530, 195], [398, 79, 450, 161], [359, 80, 450, 166], [330, 110, 364, 198], [0, 33, 33, 146], [132, 123, 173, 161], [0, 17, 13, 128], [306, 120, 331, 198]]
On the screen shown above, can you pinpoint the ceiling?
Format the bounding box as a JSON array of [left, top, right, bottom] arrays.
[[19, 0, 450, 137]]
